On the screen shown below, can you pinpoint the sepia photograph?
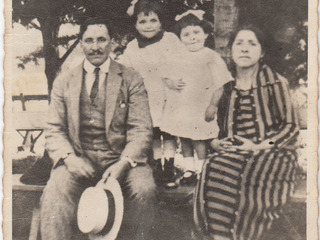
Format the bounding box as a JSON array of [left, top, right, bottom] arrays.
[[3, 0, 318, 239]]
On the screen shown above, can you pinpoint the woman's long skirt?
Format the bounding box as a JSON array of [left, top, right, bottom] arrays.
[[194, 148, 297, 240]]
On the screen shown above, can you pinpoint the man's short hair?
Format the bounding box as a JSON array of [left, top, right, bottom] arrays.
[[79, 17, 114, 39]]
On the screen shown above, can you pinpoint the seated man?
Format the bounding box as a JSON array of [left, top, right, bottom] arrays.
[[40, 17, 156, 240]]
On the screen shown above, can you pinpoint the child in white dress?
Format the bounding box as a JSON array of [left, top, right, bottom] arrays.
[[119, 0, 184, 187], [161, 10, 233, 181]]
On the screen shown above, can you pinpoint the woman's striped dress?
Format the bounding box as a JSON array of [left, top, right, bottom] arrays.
[[194, 65, 299, 240]]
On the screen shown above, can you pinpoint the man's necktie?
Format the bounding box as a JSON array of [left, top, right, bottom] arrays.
[[90, 67, 100, 102]]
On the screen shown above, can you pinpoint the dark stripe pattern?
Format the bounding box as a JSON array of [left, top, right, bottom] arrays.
[[234, 89, 258, 142], [194, 65, 298, 240]]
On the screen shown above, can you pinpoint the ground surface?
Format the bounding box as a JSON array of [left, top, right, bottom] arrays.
[[13, 182, 306, 240]]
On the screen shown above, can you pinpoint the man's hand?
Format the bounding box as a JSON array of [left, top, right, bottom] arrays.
[[205, 105, 217, 122], [102, 159, 131, 181], [163, 77, 186, 92], [64, 154, 95, 179]]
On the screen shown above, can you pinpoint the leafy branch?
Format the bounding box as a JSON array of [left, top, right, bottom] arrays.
[[17, 48, 44, 69]]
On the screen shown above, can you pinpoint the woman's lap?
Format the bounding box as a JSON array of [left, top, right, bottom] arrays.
[[194, 149, 297, 240]]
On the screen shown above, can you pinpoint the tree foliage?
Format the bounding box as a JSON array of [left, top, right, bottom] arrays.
[[236, 0, 308, 87], [13, 0, 133, 93], [12, 0, 307, 93]]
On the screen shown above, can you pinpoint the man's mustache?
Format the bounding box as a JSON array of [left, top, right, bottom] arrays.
[[88, 50, 103, 55]]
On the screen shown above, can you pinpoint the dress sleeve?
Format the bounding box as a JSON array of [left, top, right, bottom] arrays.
[[163, 32, 186, 60], [158, 32, 184, 80], [209, 51, 233, 91], [267, 74, 300, 148]]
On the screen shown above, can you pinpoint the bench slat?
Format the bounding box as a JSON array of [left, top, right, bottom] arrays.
[[13, 174, 45, 192]]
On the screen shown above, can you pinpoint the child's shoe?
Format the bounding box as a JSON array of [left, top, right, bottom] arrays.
[[179, 170, 197, 186], [163, 158, 178, 189], [176, 157, 198, 186]]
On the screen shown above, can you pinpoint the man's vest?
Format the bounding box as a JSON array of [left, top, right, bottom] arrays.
[[79, 73, 109, 151]]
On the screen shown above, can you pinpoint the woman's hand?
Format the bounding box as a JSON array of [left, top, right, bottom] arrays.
[[210, 138, 234, 152], [205, 105, 217, 122], [233, 135, 274, 151], [163, 77, 186, 92], [211, 136, 274, 153]]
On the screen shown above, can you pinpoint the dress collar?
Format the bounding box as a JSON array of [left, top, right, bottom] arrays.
[[136, 30, 164, 48]]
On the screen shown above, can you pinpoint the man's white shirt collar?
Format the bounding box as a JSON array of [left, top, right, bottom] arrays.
[[83, 58, 111, 95], [83, 57, 111, 73]]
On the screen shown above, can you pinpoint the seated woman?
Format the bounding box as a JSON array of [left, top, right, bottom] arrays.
[[193, 25, 299, 240]]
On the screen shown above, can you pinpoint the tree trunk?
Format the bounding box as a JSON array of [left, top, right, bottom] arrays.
[[213, 0, 239, 62], [38, 17, 60, 96]]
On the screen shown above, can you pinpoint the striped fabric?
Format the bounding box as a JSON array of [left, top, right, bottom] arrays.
[[234, 89, 257, 140], [194, 65, 299, 240], [218, 65, 299, 147]]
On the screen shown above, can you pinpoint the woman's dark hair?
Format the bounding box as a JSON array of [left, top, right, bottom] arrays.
[[174, 13, 213, 38], [79, 17, 114, 39], [132, 0, 165, 25], [227, 24, 270, 76], [228, 24, 268, 53]]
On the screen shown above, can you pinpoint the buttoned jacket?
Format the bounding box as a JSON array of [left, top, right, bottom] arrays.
[[45, 60, 153, 166]]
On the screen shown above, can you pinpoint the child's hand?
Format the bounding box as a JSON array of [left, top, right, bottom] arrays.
[[163, 77, 186, 92], [205, 105, 217, 122]]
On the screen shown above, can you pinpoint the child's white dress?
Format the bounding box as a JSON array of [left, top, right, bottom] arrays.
[[160, 47, 232, 140], [118, 32, 183, 128]]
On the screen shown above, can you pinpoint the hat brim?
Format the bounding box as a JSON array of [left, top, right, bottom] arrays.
[[78, 177, 124, 240]]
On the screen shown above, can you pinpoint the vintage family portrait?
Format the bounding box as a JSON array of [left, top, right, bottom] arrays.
[[3, 0, 318, 239]]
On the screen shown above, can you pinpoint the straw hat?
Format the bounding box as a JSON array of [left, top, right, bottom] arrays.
[[77, 177, 124, 240]]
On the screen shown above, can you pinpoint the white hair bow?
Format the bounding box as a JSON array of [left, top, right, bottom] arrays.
[[127, 0, 139, 17], [175, 9, 205, 21]]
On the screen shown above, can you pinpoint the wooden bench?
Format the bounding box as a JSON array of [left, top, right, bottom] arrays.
[[12, 94, 48, 112], [13, 174, 45, 192], [13, 111, 47, 153], [12, 94, 48, 153]]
